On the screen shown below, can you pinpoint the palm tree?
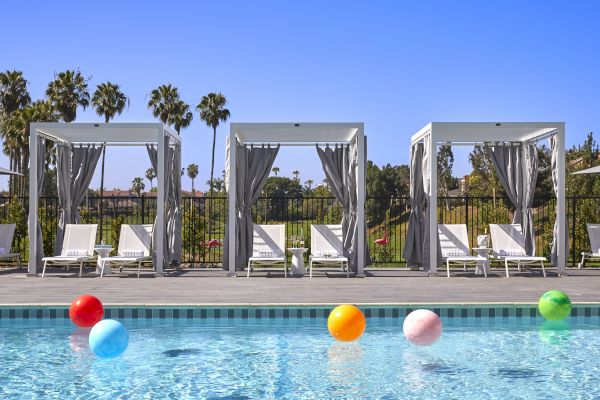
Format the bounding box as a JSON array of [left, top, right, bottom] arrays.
[[92, 81, 130, 239], [171, 100, 193, 134], [0, 70, 31, 195], [92, 82, 129, 123], [196, 92, 230, 196], [45, 70, 90, 122], [131, 177, 145, 197], [187, 163, 199, 193], [272, 167, 280, 177], [0, 70, 31, 115], [304, 179, 314, 192], [147, 84, 193, 134], [145, 167, 156, 190], [0, 100, 59, 196], [292, 170, 300, 181]]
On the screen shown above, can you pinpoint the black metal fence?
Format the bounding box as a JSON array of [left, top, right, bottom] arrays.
[[1, 195, 599, 266]]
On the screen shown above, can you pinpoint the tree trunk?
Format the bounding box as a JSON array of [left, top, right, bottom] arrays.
[[8, 152, 13, 198], [209, 126, 216, 196], [208, 127, 217, 233]]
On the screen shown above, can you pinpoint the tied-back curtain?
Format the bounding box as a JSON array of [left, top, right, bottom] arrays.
[[29, 138, 45, 265], [147, 136, 174, 269], [550, 135, 568, 266], [485, 143, 524, 224], [168, 143, 182, 265], [316, 144, 357, 271], [523, 144, 539, 255], [54, 143, 103, 255], [223, 143, 279, 269], [403, 142, 425, 267]]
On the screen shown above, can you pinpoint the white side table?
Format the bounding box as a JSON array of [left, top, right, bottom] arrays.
[[94, 247, 114, 275], [472, 247, 492, 276], [288, 248, 307, 277]]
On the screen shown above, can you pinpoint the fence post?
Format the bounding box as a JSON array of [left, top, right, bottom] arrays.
[[572, 195, 577, 267], [99, 196, 103, 242], [465, 194, 469, 230], [141, 195, 145, 224]]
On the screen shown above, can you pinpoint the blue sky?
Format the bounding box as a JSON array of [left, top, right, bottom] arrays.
[[2, 0, 600, 190]]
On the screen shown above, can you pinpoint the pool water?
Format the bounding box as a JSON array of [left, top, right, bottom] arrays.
[[0, 317, 598, 399]]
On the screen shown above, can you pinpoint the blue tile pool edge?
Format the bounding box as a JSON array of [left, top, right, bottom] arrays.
[[0, 303, 598, 320]]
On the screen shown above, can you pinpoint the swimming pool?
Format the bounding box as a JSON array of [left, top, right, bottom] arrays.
[[0, 306, 598, 399]]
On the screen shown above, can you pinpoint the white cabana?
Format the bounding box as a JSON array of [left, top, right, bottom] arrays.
[[224, 122, 368, 277], [28, 122, 181, 275], [405, 122, 567, 275]]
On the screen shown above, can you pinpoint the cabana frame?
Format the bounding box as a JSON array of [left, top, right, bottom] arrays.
[[28, 122, 180, 275], [409, 122, 566, 275], [226, 122, 366, 277]]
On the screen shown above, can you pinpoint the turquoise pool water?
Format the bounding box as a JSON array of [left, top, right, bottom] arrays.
[[0, 315, 598, 399]]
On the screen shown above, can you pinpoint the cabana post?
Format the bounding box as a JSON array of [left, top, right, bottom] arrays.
[[27, 123, 181, 276]]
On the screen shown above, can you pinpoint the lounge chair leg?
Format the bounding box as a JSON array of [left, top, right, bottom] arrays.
[[138, 260, 142, 278], [247, 261, 251, 278], [309, 260, 313, 278], [346, 261, 349, 278], [42, 260, 47, 278], [505, 259, 510, 278], [447, 260, 450, 278], [579, 253, 586, 269], [541, 261, 546, 277], [284, 260, 287, 278], [17, 255, 21, 270], [79, 262, 83, 278]]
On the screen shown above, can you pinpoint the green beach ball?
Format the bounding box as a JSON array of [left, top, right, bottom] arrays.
[[538, 290, 572, 321]]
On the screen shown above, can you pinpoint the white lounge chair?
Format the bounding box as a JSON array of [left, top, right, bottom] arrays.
[[489, 224, 547, 277], [578, 224, 600, 269], [100, 224, 153, 277], [42, 224, 97, 278], [247, 224, 287, 277], [309, 224, 349, 278], [438, 224, 487, 277], [0, 224, 21, 269]]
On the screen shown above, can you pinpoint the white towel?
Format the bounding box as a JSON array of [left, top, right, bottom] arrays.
[[121, 250, 144, 257], [445, 249, 467, 257], [499, 249, 525, 256], [65, 249, 88, 256], [258, 250, 274, 257]]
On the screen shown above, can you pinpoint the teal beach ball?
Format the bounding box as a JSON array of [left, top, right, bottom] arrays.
[[89, 319, 129, 358], [538, 290, 572, 321]]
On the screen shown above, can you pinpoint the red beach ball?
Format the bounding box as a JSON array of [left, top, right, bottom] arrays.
[[69, 295, 104, 327]]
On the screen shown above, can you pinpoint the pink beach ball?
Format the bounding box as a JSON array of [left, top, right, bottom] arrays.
[[403, 309, 442, 346]]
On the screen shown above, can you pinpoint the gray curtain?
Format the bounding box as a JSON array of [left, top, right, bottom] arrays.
[[223, 143, 279, 269], [147, 137, 174, 269], [550, 135, 568, 266], [403, 142, 425, 267], [523, 144, 538, 255], [485, 143, 524, 224], [315, 142, 368, 272], [54, 143, 103, 255], [29, 138, 45, 266], [168, 143, 182, 265]]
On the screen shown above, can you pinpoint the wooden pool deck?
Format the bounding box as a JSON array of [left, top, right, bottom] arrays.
[[0, 267, 599, 305]]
